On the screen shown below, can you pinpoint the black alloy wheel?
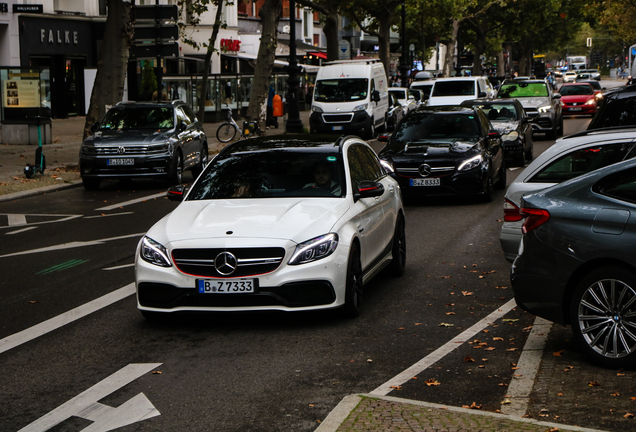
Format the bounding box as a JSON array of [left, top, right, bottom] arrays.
[[166, 152, 183, 186], [482, 175, 494, 202], [387, 215, 406, 277], [495, 162, 507, 190], [525, 137, 534, 161], [343, 243, 363, 318], [570, 266, 636, 368]]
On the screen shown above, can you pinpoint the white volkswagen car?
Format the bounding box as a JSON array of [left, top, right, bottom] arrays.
[[136, 135, 406, 319], [500, 127, 636, 262]]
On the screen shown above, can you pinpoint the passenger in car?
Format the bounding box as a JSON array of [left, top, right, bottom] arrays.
[[304, 162, 341, 196]]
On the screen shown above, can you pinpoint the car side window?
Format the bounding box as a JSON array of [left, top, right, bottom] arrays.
[[360, 146, 384, 180], [530, 143, 635, 183], [176, 107, 190, 126], [348, 145, 378, 187], [593, 167, 636, 204], [182, 105, 198, 123]]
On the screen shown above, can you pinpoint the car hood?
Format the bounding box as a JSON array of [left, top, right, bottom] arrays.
[[147, 198, 350, 246], [391, 138, 479, 155], [89, 129, 174, 146], [516, 98, 552, 108]]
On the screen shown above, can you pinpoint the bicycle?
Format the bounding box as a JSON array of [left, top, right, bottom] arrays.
[[216, 108, 261, 143]]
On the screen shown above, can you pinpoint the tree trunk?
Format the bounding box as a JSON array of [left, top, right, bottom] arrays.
[[471, 23, 487, 76], [497, 50, 504, 76], [197, 4, 225, 122], [378, 14, 392, 80], [323, 12, 339, 61], [83, 0, 133, 140], [246, 0, 282, 132], [443, 20, 459, 77]]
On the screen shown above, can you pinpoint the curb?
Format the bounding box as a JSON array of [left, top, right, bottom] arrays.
[[315, 394, 609, 432], [0, 180, 83, 203]]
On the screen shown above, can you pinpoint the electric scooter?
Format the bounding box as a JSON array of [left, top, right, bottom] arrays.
[[24, 116, 46, 178]]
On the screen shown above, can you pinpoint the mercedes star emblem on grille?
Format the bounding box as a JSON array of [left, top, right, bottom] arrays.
[[214, 251, 238, 276], [117, 146, 126, 155], [418, 164, 432, 177]]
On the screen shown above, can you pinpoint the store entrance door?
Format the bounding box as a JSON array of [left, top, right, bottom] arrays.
[[64, 58, 84, 116]]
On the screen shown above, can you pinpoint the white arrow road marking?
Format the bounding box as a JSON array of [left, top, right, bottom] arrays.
[[0, 214, 82, 230], [84, 212, 134, 219], [18, 363, 162, 432], [5, 226, 38, 235], [95, 192, 166, 211], [370, 299, 517, 396], [0, 233, 145, 258], [0, 283, 135, 354]]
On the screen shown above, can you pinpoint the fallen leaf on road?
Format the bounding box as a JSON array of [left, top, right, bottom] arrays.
[[588, 381, 600, 387], [464, 355, 475, 362], [495, 286, 508, 289], [462, 291, 473, 296], [564, 366, 574, 372], [611, 392, 620, 396], [553, 350, 564, 357], [493, 337, 504, 341], [446, 312, 455, 315], [624, 413, 634, 419], [439, 323, 454, 327], [390, 385, 402, 390], [469, 402, 482, 409], [441, 275, 451, 279], [425, 379, 440, 386], [415, 323, 423, 325], [152, 371, 162, 374], [502, 319, 519, 322], [485, 347, 496, 351], [398, 327, 405, 330], [507, 348, 518, 351]]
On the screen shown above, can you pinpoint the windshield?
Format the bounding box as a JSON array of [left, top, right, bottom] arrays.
[[431, 81, 475, 97], [391, 113, 481, 144], [559, 85, 593, 96], [100, 107, 174, 130], [498, 82, 549, 98], [189, 151, 346, 199], [314, 79, 369, 102]]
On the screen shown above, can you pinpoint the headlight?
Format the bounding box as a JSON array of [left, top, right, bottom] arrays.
[[352, 104, 368, 112], [502, 131, 519, 141], [148, 142, 171, 153], [288, 233, 338, 265], [595, 93, 603, 100], [80, 143, 96, 156], [140, 236, 172, 267], [458, 155, 483, 172], [311, 106, 323, 113], [538, 105, 552, 113], [380, 159, 394, 173], [585, 99, 596, 106]]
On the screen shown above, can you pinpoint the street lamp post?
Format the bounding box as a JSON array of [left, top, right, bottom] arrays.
[[399, 0, 409, 88], [286, 0, 304, 133]]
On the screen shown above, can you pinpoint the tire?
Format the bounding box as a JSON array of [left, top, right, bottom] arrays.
[[494, 162, 507, 190], [166, 152, 183, 187], [82, 177, 100, 190], [191, 144, 208, 179], [547, 127, 557, 140], [512, 150, 526, 168], [569, 266, 636, 368], [557, 116, 564, 137], [525, 136, 534, 161], [482, 176, 493, 202], [216, 122, 237, 143], [387, 215, 406, 277], [365, 118, 375, 140], [342, 243, 363, 318]]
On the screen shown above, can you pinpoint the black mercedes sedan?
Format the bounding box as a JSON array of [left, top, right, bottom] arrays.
[[378, 106, 506, 202], [460, 98, 533, 167]]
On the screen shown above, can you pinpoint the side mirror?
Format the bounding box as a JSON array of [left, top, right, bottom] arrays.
[[90, 122, 99, 133], [371, 90, 381, 102], [377, 134, 390, 143], [167, 184, 188, 202], [553, 93, 561, 99], [478, 91, 487, 98], [488, 130, 502, 139], [354, 180, 385, 202], [180, 121, 188, 131]]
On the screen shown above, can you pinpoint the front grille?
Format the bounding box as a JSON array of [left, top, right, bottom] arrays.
[[96, 145, 168, 156], [172, 247, 285, 277], [535, 118, 552, 128], [396, 166, 454, 178], [322, 113, 354, 123]]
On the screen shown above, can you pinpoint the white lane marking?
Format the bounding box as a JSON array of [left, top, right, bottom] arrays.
[[95, 193, 166, 211], [6, 226, 38, 235], [8, 214, 27, 225], [0, 283, 135, 354], [0, 233, 145, 258], [500, 316, 552, 416], [370, 299, 517, 396], [0, 214, 82, 230], [85, 212, 134, 219], [18, 363, 161, 432], [103, 263, 135, 271]]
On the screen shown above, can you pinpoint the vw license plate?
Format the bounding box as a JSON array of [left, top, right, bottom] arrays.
[[332, 126, 343, 131], [107, 158, 134, 166], [411, 178, 440, 186], [197, 278, 255, 294]]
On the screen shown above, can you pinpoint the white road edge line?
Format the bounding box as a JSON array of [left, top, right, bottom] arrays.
[[500, 316, 553, 416], [84, 212, 134, 219], [0, 283, 135, 355], [95, 193, 166, 211], [370, 298, 517, 396]]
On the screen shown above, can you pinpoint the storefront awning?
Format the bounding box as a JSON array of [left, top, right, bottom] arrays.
[[308, 52, 327, 60]]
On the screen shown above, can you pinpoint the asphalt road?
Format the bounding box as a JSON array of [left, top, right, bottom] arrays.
[[1, 114, 635, 432]]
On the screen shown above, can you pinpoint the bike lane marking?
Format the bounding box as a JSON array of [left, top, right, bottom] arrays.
[[94, 193, 166, 211], [370, 299, 517, 396], [0, 283, 135, 354]]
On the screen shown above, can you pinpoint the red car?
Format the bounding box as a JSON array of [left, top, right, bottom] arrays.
[[558, 82, 597, 116]]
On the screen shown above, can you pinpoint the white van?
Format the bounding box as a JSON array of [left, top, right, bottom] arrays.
[[426, 76, 495, 106], [310, 59, 389, 138]]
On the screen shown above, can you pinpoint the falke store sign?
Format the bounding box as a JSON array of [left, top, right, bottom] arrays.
[[19, 17, 94, 63], [220, 38, 240, 52], [40, 29, 79, 45]]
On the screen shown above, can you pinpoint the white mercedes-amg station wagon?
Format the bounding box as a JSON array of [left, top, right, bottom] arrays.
[[135, 135, 406, 319]]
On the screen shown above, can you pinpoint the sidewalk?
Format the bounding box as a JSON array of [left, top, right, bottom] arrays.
[[316, 394, 607, 432], [0, 111, 311, 196]]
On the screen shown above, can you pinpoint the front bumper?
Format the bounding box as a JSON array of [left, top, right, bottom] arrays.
[[80, 154, 173, 179], [499, 221, 523, 263], [562, 104, 596, 116], [390, 165, 489, 197], [309, 111, 372, 135], [135, 239, 349, 313]]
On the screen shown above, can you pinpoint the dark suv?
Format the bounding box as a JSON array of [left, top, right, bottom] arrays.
[[588, 84, 636, 130], [79, 101, 208, 190]]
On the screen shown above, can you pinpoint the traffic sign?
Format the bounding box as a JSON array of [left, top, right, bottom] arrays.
[[131, 43, 179, 59], [134, 4, 178, 21], [133, 25, 179, 43]]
